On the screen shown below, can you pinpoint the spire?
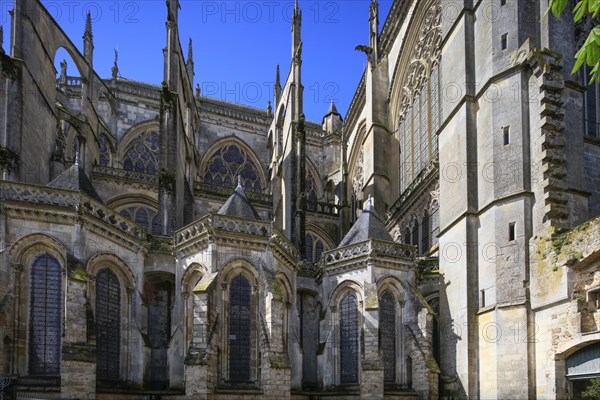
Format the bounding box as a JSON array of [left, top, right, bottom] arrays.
[[84, 11, 93, 39], [322, 99, 343, 133], [274, 64, 282, 103], [327, 99, 338, 115], [186, 37, 195, 85], [83, 11, 94, 65], [294, 0, 300, 16], [217, 178, 260, 220], [292, 0, 302, 61], [187, 37, 193, 63], [369, 0, 379, 63], [337, 195, 393, 247], [111, 48, 119, 80]]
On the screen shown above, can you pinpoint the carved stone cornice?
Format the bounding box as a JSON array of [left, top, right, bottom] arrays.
[[0, 181, 146, 249], [322, 238, 415, 276]]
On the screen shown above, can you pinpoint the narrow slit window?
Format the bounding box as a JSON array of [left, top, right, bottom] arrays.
[[509, 222, 516, 241], [503, 126, 510, 145], [501, 33, 508, 50], [481, 289, 486, 308]]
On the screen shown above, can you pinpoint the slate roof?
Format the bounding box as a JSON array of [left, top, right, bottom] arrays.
[[48, 163, 103, 203], [338, 198, 393, 247], [217, 179, 260, 220], [322, 99, 341, 123]]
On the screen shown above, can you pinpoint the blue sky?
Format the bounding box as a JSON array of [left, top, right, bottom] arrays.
[[1, 0, 392, 123]]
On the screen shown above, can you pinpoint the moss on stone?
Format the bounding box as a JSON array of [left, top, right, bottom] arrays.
[[426, 357, 441, 374], [365, 292, 378, 309], [0, 145, 19, 173], [193, 272, 218, 292], [0, 51, 19, 80]]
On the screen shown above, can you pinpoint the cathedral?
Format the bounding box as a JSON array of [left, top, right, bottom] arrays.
[[2, 0, 600, 398]]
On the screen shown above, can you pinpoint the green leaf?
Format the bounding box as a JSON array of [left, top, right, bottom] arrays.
[[551, 0, 569, 16], [574, 0, 588, 21], [545, 0, 569, 18]]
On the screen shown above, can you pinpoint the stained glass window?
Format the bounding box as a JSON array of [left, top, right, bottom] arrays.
[[152, 216, 161, 236], [305, 235, 313, 262], [122, 131, 159, 175], [29, 254, 62, 376], [305, 233, 328, 263], [99, 134, 111, 166], [135, 208, 148, 228], [398, 4, 442, 194], [229, 275, 252, 382], [96, 268, 121, 381], [340, 292, 358, 384], [203, 143, 262, 192], [119, 207, 160, 235], [380, 290, 396, 383]]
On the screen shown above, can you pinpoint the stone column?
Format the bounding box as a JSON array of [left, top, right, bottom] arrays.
[[61, 276, 96, 399], [184, 289, 210, 398], [360, 283, 383, 400]]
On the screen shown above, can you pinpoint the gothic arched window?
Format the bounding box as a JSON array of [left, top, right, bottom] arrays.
[[340, 292, 359, 384], [398, 4, 442, 194], [229, 274, 252, 382], [98, 134, 111, 166], [96, 268, 121, 381], [122, 131, 159, 175], [203, 143, 262, 192], [135, 208, 148, 228], [29, 254, 62, 376], [380, 290, 396, 383], [119, 206, 160, 235], [306, 167, 319, 202], [305, 232, 328, 263]]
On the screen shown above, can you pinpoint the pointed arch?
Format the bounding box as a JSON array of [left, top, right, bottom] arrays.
[[305, 226, 334, 263], [305, 157, 323, 201], [219, 259, 260, 385], [107, 195, 160, 235], [29, 253, 63, 376], [377, 276, 409, 386], [117, 120, 161, 174], [200, 137, 267, 193], [9, 233, 67, 268]]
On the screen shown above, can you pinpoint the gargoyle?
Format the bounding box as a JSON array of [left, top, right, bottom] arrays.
[[355, 45, 373, 56]]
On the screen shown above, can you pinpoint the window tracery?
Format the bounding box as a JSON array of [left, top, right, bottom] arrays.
[[202, 143, 262, 192], [122, 131, 159, 175], [305, 232, 328, 263], [98, 134, 111, 166], [119, 206, 161, 235], [352, 150, 365, 198], [398, 4, 442, 193], [306, 167, 319, 202]]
